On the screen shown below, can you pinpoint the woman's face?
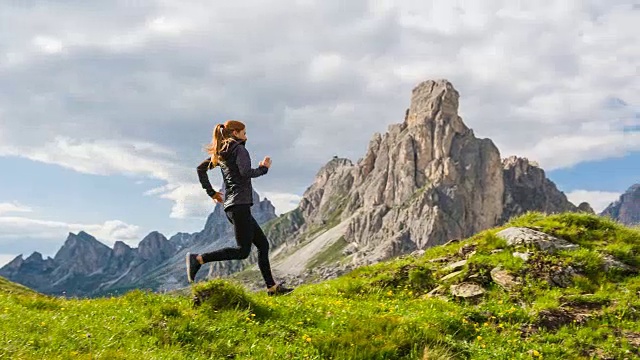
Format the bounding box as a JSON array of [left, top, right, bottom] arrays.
[[233, 128, 247, 141]]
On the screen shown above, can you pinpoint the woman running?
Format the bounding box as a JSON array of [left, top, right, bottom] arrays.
[[186, 120, 293, 296]]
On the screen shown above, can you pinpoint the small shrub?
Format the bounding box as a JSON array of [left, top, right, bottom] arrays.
[[192, 280, 266, 316], [408, 267, 435, 291]]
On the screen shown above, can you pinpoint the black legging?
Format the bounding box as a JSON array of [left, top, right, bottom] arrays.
[[200, 204, 276, 288]]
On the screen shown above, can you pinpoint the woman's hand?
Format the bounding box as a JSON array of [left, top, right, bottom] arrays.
[[212, 191, 224, 203], [259, 156, 272, 168]]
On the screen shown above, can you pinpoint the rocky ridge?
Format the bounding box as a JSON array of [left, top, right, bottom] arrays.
[[601, 184, 640, 226]]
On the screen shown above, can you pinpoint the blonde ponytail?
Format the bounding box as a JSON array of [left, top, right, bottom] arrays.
[[204, 120, 245, 168]]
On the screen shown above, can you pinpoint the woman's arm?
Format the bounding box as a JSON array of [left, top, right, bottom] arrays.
[[196, 158, 218, 197], [236, 145, 268, 178]]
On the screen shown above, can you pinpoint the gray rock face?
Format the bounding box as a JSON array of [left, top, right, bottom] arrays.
[[106, 241, 135, 273], [490, 266, 520, 290], [501, 156, 579, 223], [443, 260, 467, 272], [513, 252, 532, 261], [168, 233, 194, 251], [440, 270, 464, 281], [549, 266, 578, 288], [496, 227, 579, 253], [577, 202, 595, 214], [137, 232, 176, 262], [450, 283, 485, 298], [602, 255, 635, 273], [299, 157, 354, 228], [54, 231, 113, 274], [601, 184, 640, 225], [251, 190, 278, 225]]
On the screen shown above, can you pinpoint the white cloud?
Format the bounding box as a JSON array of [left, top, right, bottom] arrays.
[[262, 192, 302, 215], [0, 136, 183, 180], [566, 190, 622, 213], [0, 215, 141, 247], [32, 35, 64, 54], [146, 16, 191, 35], [308, 53, 346, 82], [0, 202, 32, 215], [153, 182, 216, 219]]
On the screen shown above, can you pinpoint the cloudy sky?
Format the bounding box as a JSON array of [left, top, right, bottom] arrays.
[[0, 0, 638, 267]]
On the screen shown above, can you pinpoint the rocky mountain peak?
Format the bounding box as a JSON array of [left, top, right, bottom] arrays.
[[501, 156, 578, 223], [138, 231, 174, 262], [347, 79, 487, 215], [25, 252, 43, 263], [53, 232, 112, 274], [113, 241, 133, 257], [2, 255, 24, 272], [252, 190, 278, 224], [601, 184, 640, 225], [502, 156, 539, 169], [406, 79, 463, 130], [299, 157, 354, 225], [56, 232, 111, 257], [577, 202, 595, 214], [168, 232, 193, 251]]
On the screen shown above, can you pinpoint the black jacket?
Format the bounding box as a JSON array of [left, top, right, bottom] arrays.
[[197, 138, 268, 210]]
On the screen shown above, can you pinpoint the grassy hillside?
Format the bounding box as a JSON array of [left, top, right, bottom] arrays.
[[1, 212, 639, 359], [0, 276, 37, 296]]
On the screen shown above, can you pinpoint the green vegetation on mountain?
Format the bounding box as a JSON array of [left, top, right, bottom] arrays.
[[1, 212, 639, 359]]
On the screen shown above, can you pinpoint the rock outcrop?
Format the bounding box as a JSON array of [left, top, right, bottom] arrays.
[[601, 184, 640, 225]]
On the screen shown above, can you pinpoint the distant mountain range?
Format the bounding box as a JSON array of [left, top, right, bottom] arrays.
[[601, 184, 640, 226], [0, 190, 279, 297]]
